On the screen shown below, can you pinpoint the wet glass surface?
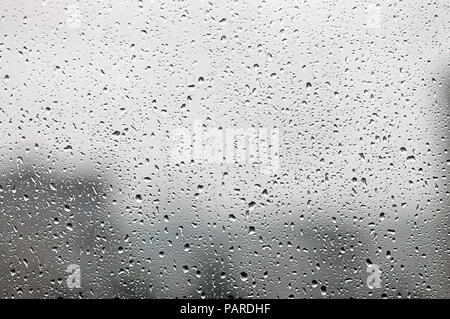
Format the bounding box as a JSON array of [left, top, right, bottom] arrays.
[[0, 0, 448, 298]]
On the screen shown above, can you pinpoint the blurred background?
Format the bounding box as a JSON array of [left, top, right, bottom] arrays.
[[0, 0, 448, 298]]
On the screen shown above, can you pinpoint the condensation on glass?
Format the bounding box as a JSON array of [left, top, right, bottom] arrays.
[[0, 0, 448, 298]]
